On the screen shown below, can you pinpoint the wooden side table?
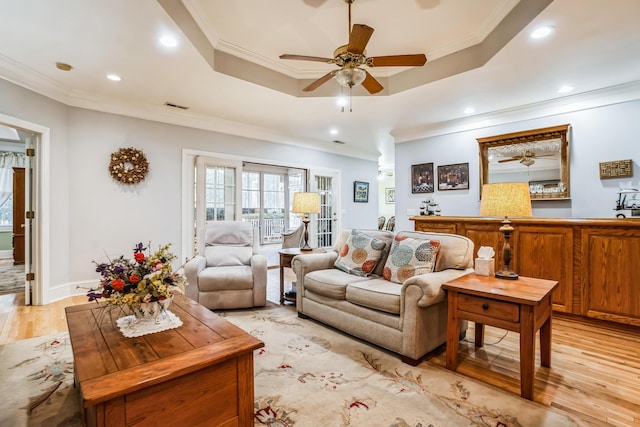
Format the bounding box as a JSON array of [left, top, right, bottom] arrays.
[[279, 247, 326, 304], [442, 273, 558, 400]]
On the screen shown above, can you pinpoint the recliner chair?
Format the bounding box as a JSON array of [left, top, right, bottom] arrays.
[[184, 221, 267, 310]]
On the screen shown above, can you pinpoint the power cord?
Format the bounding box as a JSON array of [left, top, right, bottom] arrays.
[[462, 329, 509, 346]]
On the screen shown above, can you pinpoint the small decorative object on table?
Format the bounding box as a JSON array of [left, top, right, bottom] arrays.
[[87, 242, 188, 337]]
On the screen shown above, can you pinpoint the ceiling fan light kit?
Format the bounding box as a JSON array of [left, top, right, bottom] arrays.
[[279, 0, 427, 98]]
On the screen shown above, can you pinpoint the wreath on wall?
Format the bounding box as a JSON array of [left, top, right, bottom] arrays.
[[109, 147, 149, 185]]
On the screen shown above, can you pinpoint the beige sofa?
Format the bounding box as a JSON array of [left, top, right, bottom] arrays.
[[292, 229, 474, 365]]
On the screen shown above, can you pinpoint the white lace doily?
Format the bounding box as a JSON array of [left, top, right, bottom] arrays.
[[116, 310, 183, 338]]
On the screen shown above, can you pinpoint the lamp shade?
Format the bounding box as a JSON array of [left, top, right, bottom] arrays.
[[480, 182, 532, 217], [292, 192, 320, 214]]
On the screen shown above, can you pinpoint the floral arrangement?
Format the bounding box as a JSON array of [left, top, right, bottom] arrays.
[[88, 242, 187, 306]]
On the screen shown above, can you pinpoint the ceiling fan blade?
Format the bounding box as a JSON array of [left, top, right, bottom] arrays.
[[302, 71, 337, 92], [347, 24, 374, 55], [280, 54, 333, 63], [498, 158, 522, 163], [368, 54, 427, 67], [361, 70, 383, 94]]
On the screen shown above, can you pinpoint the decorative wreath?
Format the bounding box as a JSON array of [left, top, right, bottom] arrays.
[[109, 147, 149, 185]]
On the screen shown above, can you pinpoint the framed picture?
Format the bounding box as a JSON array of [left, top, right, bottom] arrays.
[[385, 188, 395, 204], [438, 163, 469, 191], [411, 163, 434, 194], [354, 181, 369, 203]]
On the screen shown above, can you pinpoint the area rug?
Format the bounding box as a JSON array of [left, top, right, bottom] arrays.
[[0, 334, 82, 426], [0, 306, 578, 426], [220, 307, 578, 426], [0, 264, 24, 294]]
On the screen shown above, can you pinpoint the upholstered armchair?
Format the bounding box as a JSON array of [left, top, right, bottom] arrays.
[[184, 221, 267, 310], [281, 224, 304, 249]]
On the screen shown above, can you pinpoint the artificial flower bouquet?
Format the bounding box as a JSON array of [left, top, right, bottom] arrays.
[[88, 242, 187, 306]]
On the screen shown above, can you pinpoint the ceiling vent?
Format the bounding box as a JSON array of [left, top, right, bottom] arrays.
[[331, 140, 346, 145], [164, 102, 189, 110]]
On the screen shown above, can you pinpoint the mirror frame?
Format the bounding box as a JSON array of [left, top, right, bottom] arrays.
[[477, 124, 570, 200]]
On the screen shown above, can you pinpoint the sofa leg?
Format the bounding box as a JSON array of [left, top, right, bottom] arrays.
[[400, 355, 421, 366], [298, 312, 309, 319]]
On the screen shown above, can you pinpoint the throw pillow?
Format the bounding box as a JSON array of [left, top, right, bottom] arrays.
[[334, 230, 386, 277], [383, 236, 440, 283]]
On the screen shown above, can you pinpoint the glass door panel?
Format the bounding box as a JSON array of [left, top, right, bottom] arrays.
[[312, 171, 339, 248], [195, 157, 241, 236], [262, 173, 285, 243]]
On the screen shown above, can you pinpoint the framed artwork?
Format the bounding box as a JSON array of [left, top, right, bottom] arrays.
[[411, 163, 434, 194], [354, 181, 369, 203], [599, 159, 633, 179], [385, 188, 395, 204], [438, 163, 469, 191]]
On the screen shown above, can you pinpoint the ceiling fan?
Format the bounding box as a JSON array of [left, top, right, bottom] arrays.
[[497, 150, 555, 167], [279, 0, 427, 94]]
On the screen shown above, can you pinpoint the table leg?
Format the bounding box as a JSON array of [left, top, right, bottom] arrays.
[[279, 264, 285, 305], [520, 305, 536, 400], [446, 291, 459, 370], [540, 300, 552, 368], [474, 323, 485, 347]]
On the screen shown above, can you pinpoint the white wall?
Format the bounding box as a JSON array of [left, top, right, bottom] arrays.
[[395, 99, 640, 232], [0, 79, 378, 303]]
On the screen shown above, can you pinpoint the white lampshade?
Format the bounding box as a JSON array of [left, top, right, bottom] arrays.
[[480, 182, 532, 217], [334, 68, 366, 88], [292, 192, 320, 214]]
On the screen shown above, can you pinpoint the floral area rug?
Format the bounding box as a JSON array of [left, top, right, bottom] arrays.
[[0, 334, 82, 426], [0, 306, 578, 426], [220, 307, 578, 427], [0, 264, 25, 294]]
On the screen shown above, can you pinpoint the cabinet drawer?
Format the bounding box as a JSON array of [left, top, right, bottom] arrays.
[[457, 294, 520, 323]]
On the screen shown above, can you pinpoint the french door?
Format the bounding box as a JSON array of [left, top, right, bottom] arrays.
[[195, 156, 242, 233], [242, 164, 306, 244], [310, 170, 340, 248]]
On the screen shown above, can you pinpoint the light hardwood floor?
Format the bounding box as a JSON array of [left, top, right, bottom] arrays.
[[1, 269, 638, 426]]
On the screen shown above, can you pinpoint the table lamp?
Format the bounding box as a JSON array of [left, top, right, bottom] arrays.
[[479, 182, 532, 280], [292, 192, 320, 251]]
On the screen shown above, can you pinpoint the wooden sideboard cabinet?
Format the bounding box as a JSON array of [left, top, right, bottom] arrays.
[[411, 216, 640, 327]]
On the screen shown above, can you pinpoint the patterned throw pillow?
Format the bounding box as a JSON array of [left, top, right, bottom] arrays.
[[383, 236, 440, 283], [334, 230, 386, 277]]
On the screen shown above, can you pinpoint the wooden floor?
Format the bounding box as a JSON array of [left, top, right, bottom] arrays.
[[1, 270, 639, 426]]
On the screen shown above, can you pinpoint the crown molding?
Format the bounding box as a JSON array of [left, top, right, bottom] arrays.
[[392, 80, 640, 143]]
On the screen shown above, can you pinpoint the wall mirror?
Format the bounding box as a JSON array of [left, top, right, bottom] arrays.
[[477, 124, 570, 200]]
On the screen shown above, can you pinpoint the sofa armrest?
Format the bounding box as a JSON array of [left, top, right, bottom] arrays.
[[401, 268, 474, 308], [292, 251, 339, 284], [184, 255, 206, 299], [251, 254, 267, 306]]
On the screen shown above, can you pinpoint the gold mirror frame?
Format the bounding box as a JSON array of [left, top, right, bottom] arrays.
[[477, 124, 570, 200]]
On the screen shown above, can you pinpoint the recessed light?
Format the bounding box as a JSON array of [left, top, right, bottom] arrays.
[[159, 35, 178, 48], [558, 85, 574, 94], [531, 26, 554, 39], [464, 107, 475, 115], [329, 128, 339, 135], [106, 74, 122, 82]]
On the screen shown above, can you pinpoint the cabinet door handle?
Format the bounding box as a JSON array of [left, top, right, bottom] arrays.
[[482, 303, 489, 310]]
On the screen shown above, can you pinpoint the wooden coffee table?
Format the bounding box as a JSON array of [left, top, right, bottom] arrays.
[[443, 273, 558, 400], [65, 294, 264, 426]]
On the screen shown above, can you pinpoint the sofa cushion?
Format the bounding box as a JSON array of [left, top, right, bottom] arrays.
[[334, 230, 386, 277], [304, 269, 371, 300], [197, 265, 254, 291], [383, 236, 440, 284], [346, 279, 402, 314], [333, 229, 395, 277], [396, 231, 474, 271]]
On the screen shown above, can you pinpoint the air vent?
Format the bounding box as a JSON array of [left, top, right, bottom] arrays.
[[331, 140, 346, 145], [164, 102, 189, 110]]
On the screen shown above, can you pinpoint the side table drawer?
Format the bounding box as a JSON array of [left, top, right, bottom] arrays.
[[458, 294, 520, 323]]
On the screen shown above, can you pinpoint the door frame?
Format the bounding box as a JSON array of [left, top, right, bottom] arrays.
[[181, 149, 341, 260], [0, 113, 49, 306]]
